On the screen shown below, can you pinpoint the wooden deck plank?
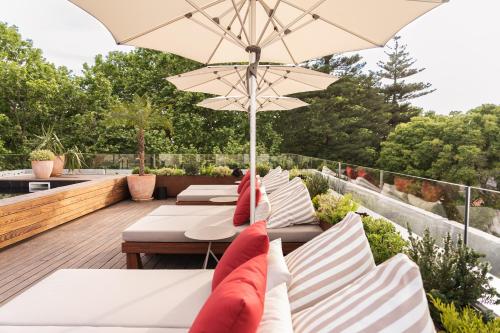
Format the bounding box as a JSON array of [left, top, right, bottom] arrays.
[[0, 199, 185, 305]]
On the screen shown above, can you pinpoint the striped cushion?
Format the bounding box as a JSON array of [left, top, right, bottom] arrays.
[[266, 181, 316, 229], [255, 183, 272, 222], [285, 212, 375, 313], [291, 254, 434, 333], [263, 171, 289, 193], [263, 166, 282, 182], [268, 177, 303, 207]]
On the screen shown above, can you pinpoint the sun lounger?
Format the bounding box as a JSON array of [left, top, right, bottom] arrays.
[[148, 204, 235, 216], [122, 214, 322, 268]]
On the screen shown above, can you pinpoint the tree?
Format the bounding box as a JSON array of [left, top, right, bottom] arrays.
[[377, 104, 499, 187], [276, 55, 391, 166], [376, 36, 435, 126], [107, 95, 172, 175]]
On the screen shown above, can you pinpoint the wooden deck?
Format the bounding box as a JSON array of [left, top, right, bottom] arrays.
[[0, 199, 208, 306]]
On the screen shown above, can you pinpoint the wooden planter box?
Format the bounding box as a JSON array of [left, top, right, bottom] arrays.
[[155, 175, 241, 197]]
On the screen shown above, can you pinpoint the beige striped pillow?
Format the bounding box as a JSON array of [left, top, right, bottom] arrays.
[[263, 166, 282, 181], [291, 254, 434, 333], [268, 177, 303, 207], [264, 170, 289, 193], [285, 212, 375, 313], [266, 181, 317, 229]]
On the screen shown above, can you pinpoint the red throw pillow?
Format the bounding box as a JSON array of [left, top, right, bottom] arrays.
[[233, 182, 261, 226], [212, 221, 268, 290], [237, 172, 250, 193], [190, 254, 268, 333]]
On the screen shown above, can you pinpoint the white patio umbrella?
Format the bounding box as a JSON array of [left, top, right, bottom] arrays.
[[166, 65, 338, 97], [70, 0, 447, 223], [197, 95, 308, 112]]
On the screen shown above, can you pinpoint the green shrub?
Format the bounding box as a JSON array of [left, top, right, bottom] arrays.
[[132, 166, 152, 174], [314, 193, 359, 226], [181, 156, 199, 176], [406, 229, 500, 311], [200, 165, 232, 177], [430, 295, 500, 333], [256, 163, 271, 177], [289, 167, 311, 180], [304, 173, 329, 198], [153, 167, 185, 176], [29, 149, 55, 161], [361, 216, 408, 264]]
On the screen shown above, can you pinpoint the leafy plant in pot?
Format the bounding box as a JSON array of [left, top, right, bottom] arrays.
[[108, 95, 171, 201], [29, 150, 55, 179], [34, 126, 86, 176]]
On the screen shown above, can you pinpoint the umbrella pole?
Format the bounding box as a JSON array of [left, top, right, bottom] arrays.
[[249, 0, 258, 224], [249, 51, 257, 224]]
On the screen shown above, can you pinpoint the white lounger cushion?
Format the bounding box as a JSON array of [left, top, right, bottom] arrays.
[[255, 183, 272, 222], [0, 269, 212, 328], [291, 254, 435, 333], [177, 188, 238, 202], [285, 212, 376, 313], [0, 327, 188, 333], [267, 239, 292, 291], [122, 215, 322, 243], [257, 283, 294, 333], [188, 185, 237, 190], [149, 205, 235, 216]]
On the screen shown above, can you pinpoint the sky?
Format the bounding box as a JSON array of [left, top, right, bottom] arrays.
[[0, 0, 499, 114]]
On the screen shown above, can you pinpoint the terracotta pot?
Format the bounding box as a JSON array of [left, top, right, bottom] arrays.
[[127, 174, 156, 201], [31, 160, 53, 179], [51, 155, 65, 177]]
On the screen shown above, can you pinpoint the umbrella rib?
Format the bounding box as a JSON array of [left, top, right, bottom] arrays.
[[176, 70, 234, 90], [185, 0, 247, 49], [317, 17, 383, 47], [255, 0, 283, 46], [219, 77, 248, 96], [238, 3, 251, 45], [231, 0, 251, 45], [205, 37, 225, 64], [256, 66, 270, 89], [119, 0, 225, 44], [235, 67, 248, 92], [261, 0, 327, 47]]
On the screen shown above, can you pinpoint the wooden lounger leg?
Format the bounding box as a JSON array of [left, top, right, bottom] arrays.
[[126, 253, 143, 269]]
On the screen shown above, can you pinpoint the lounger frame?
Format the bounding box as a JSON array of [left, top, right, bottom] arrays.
[[122, 241, 304, 269]]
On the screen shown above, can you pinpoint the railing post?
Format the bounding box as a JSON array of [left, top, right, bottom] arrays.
[[464, 186, 471, 245], [379, 170, 384, 189], [337, 162, 342, 178]]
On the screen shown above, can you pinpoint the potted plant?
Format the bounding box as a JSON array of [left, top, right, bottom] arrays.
[[29, 149, 55, 179], [108, 95, 171, 201], [34, 126, 86, 176]]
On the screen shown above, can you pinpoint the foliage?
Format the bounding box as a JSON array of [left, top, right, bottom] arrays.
[[375, 36, 434, 126], [35, 126, 65, 155], [152, 167, 185, 176], [361, 216, 408, 264], [29, 149, 54, 161], [132, 166, 152, 175], [304, 173, 330, 198], [430, 295, 500, 333], [64, 146, 86, 172], [200, 165, 232, 177], [256, 162, 271, 177], [378, 105, 500, 187], [314, 193, 359, 226], [406, 229, 500, 310], [181, 155, 200, 176], [107, 95, 171, 176], [289, 168, 311, 180]]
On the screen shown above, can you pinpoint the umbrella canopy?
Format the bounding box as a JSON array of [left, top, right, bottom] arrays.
[[71, 0, 447, 223], [70, 0, 446, 65], [197, 96, 309, 112], [166, 65, 338, 97]]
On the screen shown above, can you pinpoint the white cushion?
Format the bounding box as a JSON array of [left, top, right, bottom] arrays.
[[255, 183, 272, 222], [257, 283, 294, 333], [177, 188, 238, 201], [188, 185, 237, 190], [267, 239, 292, 291], [149, 205, 235, 216], [263, 170, 289, 193], [285, 212, 376, 313], [0, 269, 213, 328], [0, 327, 188, 333], [291, 254, 435, 333], [266, 181, 317, 229]]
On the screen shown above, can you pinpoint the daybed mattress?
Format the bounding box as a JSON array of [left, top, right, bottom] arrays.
[[188, 184, 238, 190], [122, 215, 322, 243], [149, 205, 235, 216], [0, 328, 188, 333], [177, 188, 238, 202], [0, 269, 212, 329]]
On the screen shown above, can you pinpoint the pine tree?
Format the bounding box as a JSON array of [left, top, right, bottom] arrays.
[[377, 36, 435, 126]]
